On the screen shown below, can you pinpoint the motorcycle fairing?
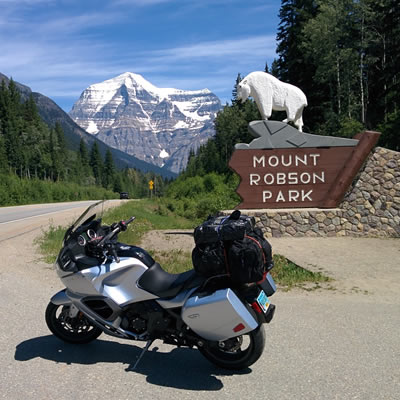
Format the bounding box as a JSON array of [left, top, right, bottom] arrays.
[[50, 289, 71, 305], [59, 257, 158, 306]]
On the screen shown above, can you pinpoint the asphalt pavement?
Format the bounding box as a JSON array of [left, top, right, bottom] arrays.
[[0, 204, 399, 400]]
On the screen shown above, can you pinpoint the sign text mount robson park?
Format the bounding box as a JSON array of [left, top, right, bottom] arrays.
[[229, 121, 380, 209]]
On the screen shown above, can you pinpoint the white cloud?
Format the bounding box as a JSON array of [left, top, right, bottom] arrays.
[[149, 35, 276, 61], [0, 0, 279, 110], [1, 33, 276, 109]]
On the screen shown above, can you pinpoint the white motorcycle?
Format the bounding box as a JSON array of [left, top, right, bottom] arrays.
[[46, 201, 276, 370]]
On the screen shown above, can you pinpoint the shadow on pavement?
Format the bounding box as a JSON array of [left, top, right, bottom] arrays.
[[15, 335, 251, 390]]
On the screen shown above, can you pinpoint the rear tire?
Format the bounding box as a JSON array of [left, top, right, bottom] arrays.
[[198, 325, 265, 370], [45, 302, 102, 344]]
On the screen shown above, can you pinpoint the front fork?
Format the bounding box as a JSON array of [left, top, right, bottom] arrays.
[[50, 289, 80, 318]]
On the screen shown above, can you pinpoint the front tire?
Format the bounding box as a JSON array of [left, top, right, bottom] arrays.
[[45, 302, 102, 344], [198, 325, 265, 370]]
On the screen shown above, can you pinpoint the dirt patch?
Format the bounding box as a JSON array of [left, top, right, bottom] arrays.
[[139, 229, 195, 252], [141, 230, 400, 301]]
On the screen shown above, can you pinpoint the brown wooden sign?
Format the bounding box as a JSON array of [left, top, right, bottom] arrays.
[[229, 131, 380, 209]]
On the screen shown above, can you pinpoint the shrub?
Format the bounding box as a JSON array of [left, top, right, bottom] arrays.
[[0, 173, 117, 206]]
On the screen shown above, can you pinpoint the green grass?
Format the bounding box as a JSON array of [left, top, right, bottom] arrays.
[[36, 199, 331, 290], [102, 199, 195, 245], [271, 254, 332, 290], [148, 249, 193, 274], [36, 199, 195, 263], [149, 249, 332, 290], [36, 223, 67, 264]]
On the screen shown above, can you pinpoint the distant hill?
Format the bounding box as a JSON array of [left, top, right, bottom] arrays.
[[0, 73, 176, 178]]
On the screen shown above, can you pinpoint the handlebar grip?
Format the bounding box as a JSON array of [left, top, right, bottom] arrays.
[[125, 216, 136, 225]]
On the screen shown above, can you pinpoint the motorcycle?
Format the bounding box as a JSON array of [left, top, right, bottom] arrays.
[[46, 200, 276, 370]]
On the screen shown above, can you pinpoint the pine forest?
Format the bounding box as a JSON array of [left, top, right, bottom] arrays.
[[0, 80, 167, 206], [1, 0, 399, 211]]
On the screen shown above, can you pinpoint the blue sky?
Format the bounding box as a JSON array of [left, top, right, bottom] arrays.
[[0, 0, 281, 112]]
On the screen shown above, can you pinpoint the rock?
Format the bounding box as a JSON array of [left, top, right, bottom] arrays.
[[315, 213, 326, 223], [286, 226, 297, 236], [332, 217, 341, 226]]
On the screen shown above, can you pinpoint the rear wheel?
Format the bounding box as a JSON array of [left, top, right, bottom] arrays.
[[198, 325, 265, 370], [45, 302, 102, 344]]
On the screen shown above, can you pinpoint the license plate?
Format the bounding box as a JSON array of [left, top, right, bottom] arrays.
[[257, 290, 270, 313]]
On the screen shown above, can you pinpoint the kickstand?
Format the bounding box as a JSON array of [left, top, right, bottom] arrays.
[[130, 340, 154, 371]]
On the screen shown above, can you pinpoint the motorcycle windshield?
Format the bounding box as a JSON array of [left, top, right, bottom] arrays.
[[63, 200, 107, 243]]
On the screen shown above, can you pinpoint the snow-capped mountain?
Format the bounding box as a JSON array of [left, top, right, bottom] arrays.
[[69, 72, 221, 173]]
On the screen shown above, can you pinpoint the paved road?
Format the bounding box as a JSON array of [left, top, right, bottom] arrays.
[[0, 206, 399, 399], [0, 201, 101, 224], [0, 200, 124, 243]]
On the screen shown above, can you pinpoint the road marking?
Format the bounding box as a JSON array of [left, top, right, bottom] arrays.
[[0, 201, 99, 225], [0, 226, 41, 244], [0, 208, 79, 225]]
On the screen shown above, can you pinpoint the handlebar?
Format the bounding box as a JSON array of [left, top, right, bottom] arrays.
[[95, 216, 136, 255]]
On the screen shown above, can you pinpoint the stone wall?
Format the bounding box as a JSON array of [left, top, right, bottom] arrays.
[[224, 147, 400, 238]]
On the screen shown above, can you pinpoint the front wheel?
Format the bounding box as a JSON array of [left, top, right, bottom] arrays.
[[45, 302, 102, 344], [198, 325, 265, 370]]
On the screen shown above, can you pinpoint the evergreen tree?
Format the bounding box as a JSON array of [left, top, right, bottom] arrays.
[[231, 73, 242, 104], [0, 135, 8, 172], [366, 0, 400, 135], [49, 128, 61, 180], [276, 0, 323, 132], [79, 139, 90, 167], [113, 174, 123, 194], [55, 122, 68, 179], [274, 0, 399, 146], [270, 59, 280, 77], [23, 94, 41, 125], [103, 149, 115, 189], [90, 142, 103, 185]]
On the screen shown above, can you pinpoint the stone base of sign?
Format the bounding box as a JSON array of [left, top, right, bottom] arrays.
[[222, 147, 400, 238]]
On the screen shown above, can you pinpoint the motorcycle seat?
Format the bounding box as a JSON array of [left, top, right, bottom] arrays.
[[138, 262, 204, 298]]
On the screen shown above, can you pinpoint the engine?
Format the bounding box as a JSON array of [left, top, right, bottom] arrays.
[[121, 300, 172, 337]]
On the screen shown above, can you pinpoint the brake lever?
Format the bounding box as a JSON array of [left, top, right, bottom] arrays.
[[110, 245, 120, 263], [103, 242, 120, 263]]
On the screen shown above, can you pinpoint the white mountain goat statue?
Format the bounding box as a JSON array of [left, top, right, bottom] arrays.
[[237, 71, 308, 132]]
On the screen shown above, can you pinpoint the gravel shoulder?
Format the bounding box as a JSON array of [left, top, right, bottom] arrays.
[[141, 230, 400, 302]]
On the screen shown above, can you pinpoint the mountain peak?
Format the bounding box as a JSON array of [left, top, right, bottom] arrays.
[[107, 72, 161, 95], [69, 73, 221, 174], [87, 72, 212, 102]]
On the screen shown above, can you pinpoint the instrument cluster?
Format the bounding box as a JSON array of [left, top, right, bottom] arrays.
[[77, 229, 98, 247]]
